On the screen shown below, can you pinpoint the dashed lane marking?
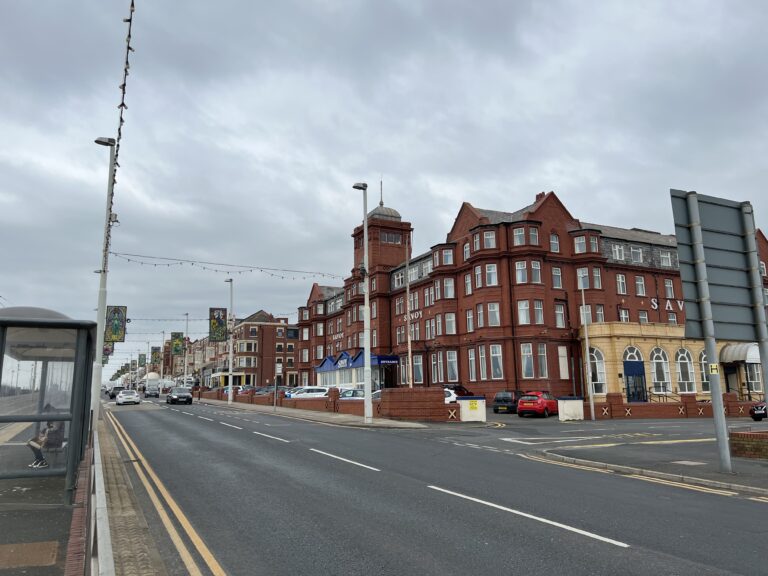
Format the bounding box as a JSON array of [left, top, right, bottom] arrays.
[[749, 496, 768, 504], [181, 412, 194, 416], [220, 422, 242, 430], [197, 416, 213, 422], [309, 449, 380, 472], [253, 431, 290, 443], [428, 485, 629, 548]]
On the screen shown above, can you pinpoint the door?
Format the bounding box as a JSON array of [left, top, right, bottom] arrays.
[[624, 361, 647, 402]]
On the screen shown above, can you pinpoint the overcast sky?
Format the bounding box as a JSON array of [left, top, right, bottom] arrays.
[[2, 1, 767, 375]]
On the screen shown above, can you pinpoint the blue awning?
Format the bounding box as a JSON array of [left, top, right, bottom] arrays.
[[316, 352, 400, 372]]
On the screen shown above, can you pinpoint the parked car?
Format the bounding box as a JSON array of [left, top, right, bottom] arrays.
[[492, 390, 525, 414], [444, 384, 475, 397], [166, 387, 193, 405], [284, 387, 306, 399], [517, 391, 559, 418], [750, 402, 767, 421], [238, 386, 257, 394], [444, 389, 458, 404], [339, 389, 365, 400], [292, 386, 329, 398], [109, 386, 125, 399], [116, 389, 141, 406]]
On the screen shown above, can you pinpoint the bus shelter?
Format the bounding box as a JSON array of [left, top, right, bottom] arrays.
[[0, 307, 95, 503]]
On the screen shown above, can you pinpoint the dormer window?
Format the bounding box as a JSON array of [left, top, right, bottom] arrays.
[[574, 236, 586, 254], [590, 236, 599, 252], [530, 227, 539, 246], [442, 249, 454, 265], [483, 231, 496, 249], [630, 246, 643, 263], [513, 228, 525, 246]]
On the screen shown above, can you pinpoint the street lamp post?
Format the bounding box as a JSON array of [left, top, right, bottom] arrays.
[[353, 182, 373, 423], [580, 278, 595, 421], [225, 278, 234, 405], [91, 137, 117, 423]]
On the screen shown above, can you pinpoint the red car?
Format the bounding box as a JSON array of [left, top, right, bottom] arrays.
[[517, 391, 559, 418]]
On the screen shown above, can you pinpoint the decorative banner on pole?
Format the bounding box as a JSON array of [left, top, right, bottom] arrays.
[[103, 342, 114, 357], [209, 308, 228, 342], [139, 353, 146, 367], [171, 332, 184, 356], [104, 306, 127, 342], [151, 346, 161, 365]]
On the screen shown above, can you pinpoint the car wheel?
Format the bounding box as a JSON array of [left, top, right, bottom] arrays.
[[543, 408, 549, 418], [493, 408, 498, 414], [518, 412, 525, 418]]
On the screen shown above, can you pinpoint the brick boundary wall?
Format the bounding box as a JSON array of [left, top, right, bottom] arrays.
[[730, 431, 768, 460], [582, 392, 760, 420], [64, 445, 93, 576]]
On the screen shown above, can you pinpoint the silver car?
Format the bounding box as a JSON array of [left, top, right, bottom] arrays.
[[116, 389, 141, 406]]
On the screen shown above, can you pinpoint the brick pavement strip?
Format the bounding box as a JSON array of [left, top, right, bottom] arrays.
[[99, 419, 168, 576]]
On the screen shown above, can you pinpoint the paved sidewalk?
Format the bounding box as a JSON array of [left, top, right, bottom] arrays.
[[542, 428, 768, 496], [197, 397, 429, 428]]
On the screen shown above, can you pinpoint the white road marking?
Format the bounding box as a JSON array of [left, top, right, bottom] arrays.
[[182, 412, 194, 416], [500, 436, 599, 445], [198, 416, 214, 421], [309, 449, 380, 471], [427, 485, 629, 548], [253, 431, 290, 443], [170, 409, 179, 412], [220, 422, 242, 430]]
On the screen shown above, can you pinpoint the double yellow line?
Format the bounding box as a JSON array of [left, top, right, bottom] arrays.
[[106, 411, 226, 575]]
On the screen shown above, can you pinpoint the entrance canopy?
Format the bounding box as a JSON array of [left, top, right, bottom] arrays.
[[720, 343, 760, 364]]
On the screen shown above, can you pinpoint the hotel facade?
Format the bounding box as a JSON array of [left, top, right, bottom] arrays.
[[297, 192, 768, 405]]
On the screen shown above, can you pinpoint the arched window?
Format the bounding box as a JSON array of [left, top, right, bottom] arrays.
[[623, 346, 643, 362], [676, 348, 695, 393], [589, 347, 607, 394], [651, 347, 671, 393], [699, 351, 710, 394]]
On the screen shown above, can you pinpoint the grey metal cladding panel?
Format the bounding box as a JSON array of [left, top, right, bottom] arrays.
[[681, 281, 699, 302], [673, 224, 693, 245], [676, 244, 695, 262], [711, 303, 754, 324], [701, 229, 745, 252], [697, 197, 745, 232], [702, 247, 749, 269], [712, 321, 757, 342], [708, 284, 753, 306], [684, 300, 702, 321], [670, 190, 691, 227], [706, 266, 752, 288], [684, 320, 704, 339]]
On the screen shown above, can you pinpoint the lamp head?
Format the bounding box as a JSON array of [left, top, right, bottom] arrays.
[[95, 137, 116, 147], [352, 182, 368, 191]]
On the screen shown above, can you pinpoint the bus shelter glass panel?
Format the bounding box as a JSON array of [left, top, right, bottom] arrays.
[[1, 327, 76, 477]]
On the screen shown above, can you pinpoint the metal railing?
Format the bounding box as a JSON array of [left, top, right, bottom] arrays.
[[88, 427, 115, 576], [647, 386, 682, 403]]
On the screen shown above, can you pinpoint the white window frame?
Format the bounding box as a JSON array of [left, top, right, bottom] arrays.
[[521, 343, 534, 379], [676, 348, 696, 393], [483, 231, 496, 249], [616, 274, 627, 295], [517, 300, 530, 325], [574, 236, 586, 254], [488, 303, 500, 327], [550, 233, 560, 253], [490, 344, 503, 380], [485, 263, 498, 286]]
